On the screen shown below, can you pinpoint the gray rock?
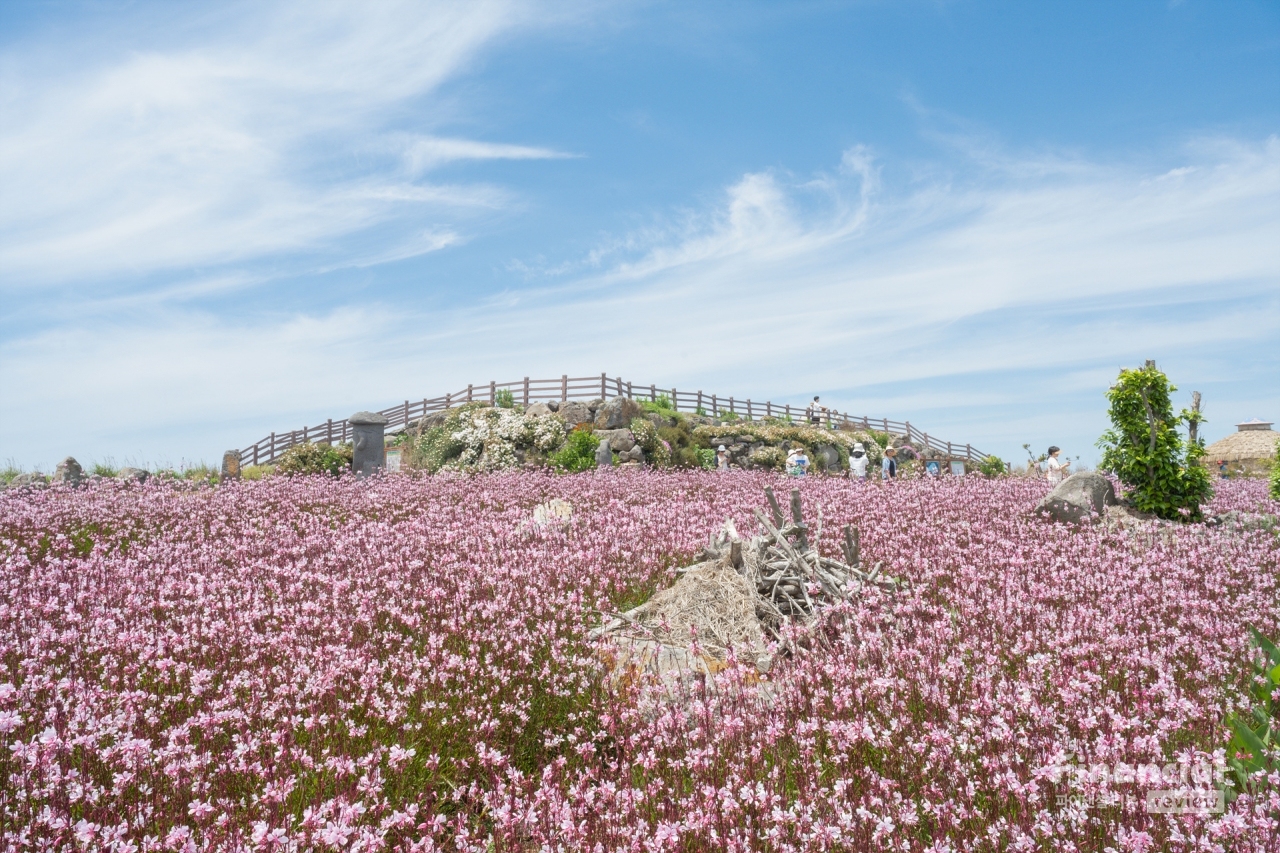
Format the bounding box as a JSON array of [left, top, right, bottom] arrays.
[[620, 445, 645, 463], [417, 409, 454, 430], [556, 401, 593, 426], [546, 400, 560, 412], [594, 428, 636, 453], [53, 457, 83, 487], [117, 467, 149, 483], [586, 398, 604, 413], [221, 449, 241, 480], [9, 472, 46, 488], [1034, 472, 1117, 523], [815, 444, 843, 472], [525, 402, 553, 417], [595, 438, 614, 468], [595, 396, 643, 430]]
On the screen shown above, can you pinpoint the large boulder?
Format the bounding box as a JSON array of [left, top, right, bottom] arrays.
[[595, 428, 636, 452], [117, 467, 149, 483], [595, 396, 643, 430], [556, 400, 593, 426], [525, 402, 554, 417], [8, 472, 47, 488], [815, 444, 843, 472], [1035, 472, 1117, 523], [53, 457, 83, 487]]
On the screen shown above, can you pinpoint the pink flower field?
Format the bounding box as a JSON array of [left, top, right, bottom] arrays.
[[2, 472, 1278, 851]]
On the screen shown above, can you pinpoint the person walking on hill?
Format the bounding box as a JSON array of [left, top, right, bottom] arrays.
[[881, 447, 897, 480], [807, 396, 827, 427], [1045, 446, 1070, 485]]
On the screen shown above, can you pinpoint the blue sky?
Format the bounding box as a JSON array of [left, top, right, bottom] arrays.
[[2, 0, 1278, 470]]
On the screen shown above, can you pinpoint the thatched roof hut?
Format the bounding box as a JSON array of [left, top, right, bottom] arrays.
[[1204, 419, 1278, 477]]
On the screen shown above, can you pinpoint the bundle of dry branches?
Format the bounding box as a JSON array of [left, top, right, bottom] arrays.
[[592, 486, 903, 658]]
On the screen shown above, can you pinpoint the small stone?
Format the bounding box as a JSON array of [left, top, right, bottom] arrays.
[[525, 402, 553, 417], [117, 467, 149, 483]]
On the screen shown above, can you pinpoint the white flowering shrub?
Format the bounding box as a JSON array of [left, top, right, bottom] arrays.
[[415, 404, 567, 473]]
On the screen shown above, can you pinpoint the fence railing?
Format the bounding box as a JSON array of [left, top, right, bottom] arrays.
[[238, 373, 989, 466]]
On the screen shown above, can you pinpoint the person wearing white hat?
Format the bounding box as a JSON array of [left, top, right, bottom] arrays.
[[848, 442, 869, 480], [715, 444, 730, 471]]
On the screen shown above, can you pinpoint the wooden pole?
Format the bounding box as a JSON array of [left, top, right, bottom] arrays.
[[789, 489, 809, 552], [763, 486, 786, 528], [1189, 391, 1202, 444], [562, 374, 568, 401]]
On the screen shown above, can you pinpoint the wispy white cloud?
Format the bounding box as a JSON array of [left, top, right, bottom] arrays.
[[0, 0, 554, 289], [5, 114, 1279, 466]]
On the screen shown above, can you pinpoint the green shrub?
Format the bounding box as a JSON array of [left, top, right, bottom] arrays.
[[695, 406, 707, 417], [868, 430, 891, 449], [749, 446, 785, 471], [978, 455, 1008, 478], [275, 442, 353, 477], [495, 388, 515, 409], [1271, 441, 1279, 501], [551, 429, 601, 473], [630, 418, 671, 467], [697, 448, 717, 469], [1224, 627, 1280, 801], [719, 411, 741, 423], [241, 464, 276, 481], [414, 426, 466, 473], [90, 460, 119, 478], [2, 459, 24, 485], [1097, 361, 1212, 521]]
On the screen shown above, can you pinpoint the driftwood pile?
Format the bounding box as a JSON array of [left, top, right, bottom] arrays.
[[592, 487, 902, 676]]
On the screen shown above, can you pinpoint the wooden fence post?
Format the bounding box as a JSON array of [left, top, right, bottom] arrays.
[[489, 381, 496, 404], [600, 373, 606, 398], [766, 401, 772, 418], [627, 381, 633, 397], [523, 377, 529, 406], [403, 401, 409, 425], [712, 394, 718, 415], [697, 390, 703, 411], [729, 397, 735, 414], [467, 384, 473, 402], [672, 387, 677, 411], [966, 443, 972, 462], [786, 404, 792, 420], [561, 374, 568, 401]]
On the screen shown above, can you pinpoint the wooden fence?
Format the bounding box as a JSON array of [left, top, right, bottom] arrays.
[[238, 373, 990, 466]]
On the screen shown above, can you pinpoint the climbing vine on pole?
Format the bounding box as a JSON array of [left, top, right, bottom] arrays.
[[1097, 360, 1212, 521]]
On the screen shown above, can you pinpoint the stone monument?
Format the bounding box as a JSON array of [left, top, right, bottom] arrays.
[[221, 450, 241, 480], [350, 411, 390, 477], [595, 438, 613, 469]]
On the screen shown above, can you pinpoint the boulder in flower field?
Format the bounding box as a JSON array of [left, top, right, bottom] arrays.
[[117, 467, 149, 483], [1035, 472, 1117, 523], [53, 457, 83, 487]]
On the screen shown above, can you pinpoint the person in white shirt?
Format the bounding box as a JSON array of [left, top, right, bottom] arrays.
[[848, 442, 870, 480], [715, 445, 730, 471], [1045, 446, 1070, 484]]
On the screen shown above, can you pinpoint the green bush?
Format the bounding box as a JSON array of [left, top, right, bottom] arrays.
[[978, 455, 1008, 478], [630, 418, 671, 467], [1097, 361, 1212, 521], [90, 460, 119, 478], [495, 388, 515, 409], [1224, 627, 1280, 802], [275, 442, 353, 477], [1271, 441, 1279, 501], [552, 429, 602, 473], [697, 448, 716, 469]]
